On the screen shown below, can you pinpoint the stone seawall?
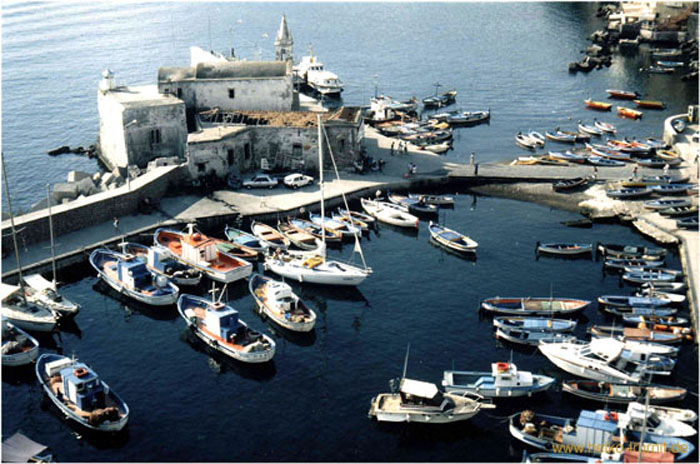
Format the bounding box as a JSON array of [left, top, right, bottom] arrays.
[[1, 165, 184, 253]]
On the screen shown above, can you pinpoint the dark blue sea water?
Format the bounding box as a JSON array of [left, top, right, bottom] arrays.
[[2, 2, 698, 462]]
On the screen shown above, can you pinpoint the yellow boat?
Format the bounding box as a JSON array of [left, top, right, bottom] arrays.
[[585, 99, 612, 111], [656, 150, 680, 161], [633, 99, 665, 110]]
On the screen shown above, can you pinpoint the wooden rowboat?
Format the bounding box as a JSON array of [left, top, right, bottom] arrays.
[[552, 177, 589, 191], [585, 99, 612, 111], [606, 89, 638, 100], [617, 106, 643, 119], [428, 221, 477, 253], [562, 380, 686, 404], [633, 99, 665, 110], [537, 242, 592, 256], [480, 297, 590, 316]]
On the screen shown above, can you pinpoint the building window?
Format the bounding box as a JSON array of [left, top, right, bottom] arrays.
[[177, 88, 183, 98], [339, 139, 345, 150], [228, 88, 235, 99], [244, 143, 251, 160], [150, 129, 161, 145], [292, 144, 302, 159], [227, 149, 234, 166], [197, 163, 206, 173]]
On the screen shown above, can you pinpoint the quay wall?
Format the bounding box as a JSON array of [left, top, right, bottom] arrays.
[[1, 165, 184, 254]]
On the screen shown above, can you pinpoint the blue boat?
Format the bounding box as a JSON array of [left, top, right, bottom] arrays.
[[36, 353, 129, 432], [89, 248, 179, 306], [224, 225, 270, 253], [120, 242, 202, 286], [676, 216, 698, 229], [442, 362, 555, 398], [587, 156, 625, 167]]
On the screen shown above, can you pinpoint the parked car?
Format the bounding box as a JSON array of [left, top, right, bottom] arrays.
[[284, 173, 314, 189], [242, 174, 278, 189]]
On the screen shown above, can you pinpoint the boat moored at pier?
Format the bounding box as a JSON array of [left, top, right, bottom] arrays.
[[480, 297, 590, 316], [442, 362, 555, 398]]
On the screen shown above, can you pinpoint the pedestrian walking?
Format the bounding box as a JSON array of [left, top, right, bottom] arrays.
[[592, 166, 598, 180], [390, 141, 395, 156], [403, 142, 408, 155], [663, 163, 670, 175], [632, 166, 638, 178], [113, 217, 120, 235], [470, 152, 475, 166], [474, 163, 479, 176]]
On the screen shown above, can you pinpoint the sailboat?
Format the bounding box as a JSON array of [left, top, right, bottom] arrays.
[[22, 185, 80, 317], [263, 115, 372, 286]]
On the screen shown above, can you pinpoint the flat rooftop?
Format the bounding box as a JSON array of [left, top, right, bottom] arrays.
[[197, 107, 361, 128], [102, 84, 183, 108]]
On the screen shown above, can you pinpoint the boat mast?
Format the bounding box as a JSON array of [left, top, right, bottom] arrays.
[[47, 184, 57, 288], [317, 114, 325, 246], [1, 152, 26, 302], [402, 343, 410, 379]]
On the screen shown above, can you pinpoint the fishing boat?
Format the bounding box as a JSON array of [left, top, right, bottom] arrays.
[[22, 273, 80, 318], [640, 404, 697, 424], [597, 295, 670, 308], [562, 380, 687, 404], [515, 133, 538, 150], [1, 283, 58, 333], [622, 270, 678, 285], [589, 325, 686, 344], [495, 325, 575, 346], [442, 362, 555, 398], [309, 212, 362, 238], [1, 318, 40, 366], [633, 100, 665, 110], [659, 205, 697, 217], [597, 243, 666, 260], [428, 221, 477, 253], [120, 242, 203, 286], [277, 220, 321, 250], [251, 221, 290, 249], [248, 274, 316, 332], [637, 157, 680, 168], [422, 88, 457, 108], [178, 293, 275, 363], [538, 338, 671, 383], [432, 109, 490, 126], [617, 106, 643, 119], [387, 194, 439, 215], [604, 258, 664, 271], [493, 317, 576, 333], [536, 242, 592, 256], [368, 347, 494, 423], [480, 297, 590, 316], [643, 198, 692, 210], [544, 130, 577, 143], [577, 122, 602, 136], [552, 177, 589, 191], [287, 218, 342, 243], [154, 225, 253, 283], [224, 225, 270, 253], [584, 99, 612, 111], [606, 187, 652, 199], [361, 198, 419, 228], [676, 216, 698, 229], [593, 119, 617, 134], [407, 193, 454, 206], [623, 315, 688, 327], [606, 89, 638, 100], [90, 248, 179, 306], [608, 402, 697, 437], [587, 156, 625, 167], [36, 353, 129, 431], [547, 151, 587, 164], [650, 183, 694, 194]]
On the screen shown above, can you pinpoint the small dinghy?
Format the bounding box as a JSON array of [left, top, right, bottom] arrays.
[[337, 208, 376, 225], [387, 194, 438, 215], [641, 281, 685, 292], [0, 284, 57, 333], [361, 198, 419, 228], [515, 133, 538, 150], [597, 243, 666, 260], [603, 306, 676, 318], [643, 198, 692, 210], [604, 258, 664, 271], [643, 137, 669, 149], [656, 149, 681, 161], [636, 287, 685, 304], [428, 221, 477, 253], [650, 183, 694, 194], [593, 119, 617, 134], [659, 205, 697, 217], [408, 193, 454, 206], [288, 218, 342, 243], [606, 187, 652, 199], [642, 174, 690, 184], [577, 122, 602, 136], [587, 156, 625, 167], [623, 315, 688, 327], [251, 221, 290, 249], [421, 141, 451, 154], [224, 225, 270, 253], [214, 240, 258, 262], [677, 216, 698, 229], [481, 297, 590, 316], [623, 270, 678, 284], [586, 143, 631, 161], [613, 402, 697, 437], [633, 99, 665, 110], [309, 213, 362, 238], [528, 131, 546, 146], [178, 293, 275, 363], [584, 99, 612, 111], [545, 130, 577, 143], [561, 380, 687, 404], [536, 242, 592, 256], [606, 89, 638, 100], [597, 295, 670, 308], [90, 249, 179, 306], [547, 151, 587, 164], [22, 274, 80, 318], [331, 210, 369, 231], [120, 242, 203, 286], [493, 317, 576, 333], [589, 325, 685, 344], [637, 157, 681, 168], [277, 220, 322, 250], [36, 353, 129, 431], [617, 106, 643, 119], [442, 362, 555, 398], [2, 318, 40, 366], [249, 274, 316, 332], [495, 326, 575, 346], [642, 404, 698, 424]]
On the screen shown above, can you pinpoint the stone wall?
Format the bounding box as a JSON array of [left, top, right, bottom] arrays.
[[122, 103, 188, 169], [1, 165, 184, 253]]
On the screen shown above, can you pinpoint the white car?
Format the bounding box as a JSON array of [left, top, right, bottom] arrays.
[[242, 174, 278, 189], [284, 173, 314, 189]]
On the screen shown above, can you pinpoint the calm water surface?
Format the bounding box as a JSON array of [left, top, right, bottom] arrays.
[[1, 2, 698, 462]]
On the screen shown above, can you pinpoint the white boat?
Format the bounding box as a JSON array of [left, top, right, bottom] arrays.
[[442, 362, 555, 398], [36, 353, 129, 431], [528, 131, 546, 146], [120, 242, 203, 286], [538, 338, 669, 383], [309, 212, 361, 238], [610, 402, 697, 437], [251, 221, 290, 249], [593, 119, 617, 134], [154, 224, 253, 283], [337, 208, 375, 225], [577, 122, 603, 136], [0, 283, 58, 333], [407, 193, 455, 206], [178, 293, 275, 363], [493, 317, 576, 333], [89, 249, 179, 306], [428, 221, 477, 253], [293, 47, 343, 96], [22, 273, 80, 318], [421, 141, 451, 154], [360, 198, 419, 228], [2, 318, 40, 366], [516, 133, 538, 149], [496, 326, 575, 346], [640, 403, 697, 424], [249, 274, 316, 332]]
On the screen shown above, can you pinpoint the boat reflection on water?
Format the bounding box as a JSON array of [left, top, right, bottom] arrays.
[[180, 329, 277, 382], [375, 223, 420, 239], [55, 316, 82, 338], [91, 281, 178, 322]]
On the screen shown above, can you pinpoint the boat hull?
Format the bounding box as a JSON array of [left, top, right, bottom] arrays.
[[248, 274, 316, 332]]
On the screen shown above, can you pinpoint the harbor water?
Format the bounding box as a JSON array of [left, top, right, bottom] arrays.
[[2, 2, 698, 462]]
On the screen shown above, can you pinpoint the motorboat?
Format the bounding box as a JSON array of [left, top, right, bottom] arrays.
[[361, 198, 419, 228], [1, 283, 58, 333], [633, 100, 665, 110], [562, 380, 687, 405], [480, 297, 590, 316], [22, 273, 80, 318], [251, 221, 290, 249], [1, 318, 40, 366], [422, 88, 457, 108], [428, 221, 477, 253], [294, 49, 343, 96], [119, 242, 202, 286], [536, 242, 592, 256], [608, 403, 697, 437], [89, 248, 179, 306], [442, 362, 555, 398], [248, 274, 316, 332], [178, 293, 275, 363], [431, 109, 489, 126], [224, 225, 270, 253], [36, 353, 129, 431], [154, 225, 253, 283], [640, 404, 697, 424]]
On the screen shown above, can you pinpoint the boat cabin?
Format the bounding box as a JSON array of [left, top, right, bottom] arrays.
[[181, 232, 218, 265], [266, 281, 298, 313], [115, 255, 152, 291], [490, 362, 533, 387], [567, 410, 620, 448], [204, 303, 239, 341], [399, 378, 451, 410], [45, 359, 105, 412]]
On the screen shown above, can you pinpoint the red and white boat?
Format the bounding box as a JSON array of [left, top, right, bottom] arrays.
[[606, 89, 638, 100], [154, 224, 253, 283]]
